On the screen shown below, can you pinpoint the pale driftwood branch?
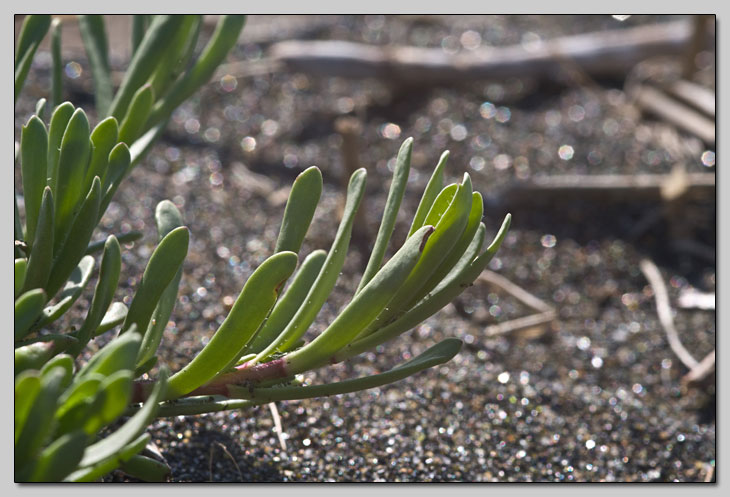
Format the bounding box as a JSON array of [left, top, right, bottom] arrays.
[[484, 310, 556, 338], [213, 58, 283, 80], [682, 349, 715, 386], [639, 259, 699, 370], [270, 20, 694, 84], [633, 85, 715, 144], [497, 173, 715, 206], [666, 79, 715, 117]]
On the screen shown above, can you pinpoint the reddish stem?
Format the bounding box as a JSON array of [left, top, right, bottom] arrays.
[[130, 358, 289, 403]]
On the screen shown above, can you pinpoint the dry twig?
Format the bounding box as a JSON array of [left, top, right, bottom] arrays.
[[479, 270, 553, 313], [268, 402, 288, 452], [639, 259, 699, 370], [484, 310, 556, 338], [208, 441, 243, 482], [682, 349, 715, 386], [633, 85, 715, 144], [478, 270, 556, 337]]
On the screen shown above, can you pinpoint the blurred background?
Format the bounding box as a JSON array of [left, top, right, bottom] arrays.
[[15, 14, 715, 482]]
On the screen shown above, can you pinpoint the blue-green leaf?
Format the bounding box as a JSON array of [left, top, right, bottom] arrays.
[[165, 251, 298, 399], [255, 168, 368, 361], [15, 289, 47, 341], [72, 237, 121, 356], [121, 226, 189, 336], [407, 150, 448, 237], [356, 137, 412, 293], [76, 369, 167, 468], [243, 249, 327, 355], [20, 115, 49, 247], [137, 201, 185, 368], [53, 108, 92, 251], [78, 15, 112, 116], [274, 166, 322, 254]]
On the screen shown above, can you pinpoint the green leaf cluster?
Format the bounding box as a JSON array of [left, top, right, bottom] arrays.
[[169, 139, 511, 406], [14, 14, 512, 482]]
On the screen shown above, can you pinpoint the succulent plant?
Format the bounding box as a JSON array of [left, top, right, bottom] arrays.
[[14, 14, 511, 482]]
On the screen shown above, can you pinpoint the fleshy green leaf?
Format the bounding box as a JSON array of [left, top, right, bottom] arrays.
[[407, 150, 448, 237], [274, 165, 322, 254], [84, 370, 134, 435], [361, 176, 473, 336], [137, 201, 185, 368], [55, 375, 103, 435], [53, 108, 92, 251], [15, 15, 51, 68], [119, 454, 171, 482], [51, 18, 62, 108], [339, 214, 511, 361], [46, 102, 75, 192], [14, 15, 51, 103], [107, 15, 185, 120], [14, 366, 65, 477], [118, 83, 155, 144], [66, 433, 150, 482], [134, 356, 158, 378], [165, 251, 298, 399], [121, 226, 189, 336], [15, 288, 47, 341], [15, 371, 41, 444], [84, 116, 119, 192], [356, 137, 412, 294], [40, 354, 74, 390], [131, 15, 147, 56], [33, 255, 95, 331], [243, 249, 327, 355], [22, 187, 54, 293], [423, 183, 458, 228], [26, 430, 88, 482], [46, 177, 102, 299], [15, 190, 24, 257], [20, 115, 49, 248], [255, 168, 368, 361], [147, 15, 201, 99], [15, 336, 76, 375], [15, 258, 27, 298], [145, 15, 246, 131], [78, 15, 112, 116], [76, 329, 141, 381], [72, 237, 121, 356], [408, 191, 484, 307], [94, 302, 128, 337], [35, 98, 47, 121], [76, 369, 167, 468], [285, 224, 434, 374], [99, 142, 132, 221]]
